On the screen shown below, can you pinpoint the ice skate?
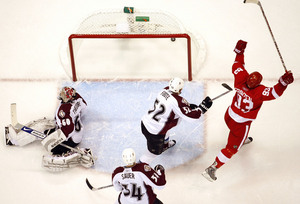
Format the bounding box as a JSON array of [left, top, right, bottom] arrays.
[[79, 148, 96, 168], [202, 162, 217, 182], [163, 140, 176, 152], [84, 148, 95, 163], [243, 137, 253, 145], [4, 126, 14, 146]]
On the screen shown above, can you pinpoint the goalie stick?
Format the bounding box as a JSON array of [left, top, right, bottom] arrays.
[[10, 103, 96, 160], [244, 0, 287, 72], [10, 103, 47, 139], [85, 178, 113, 191], [211, 83, 233, 101]]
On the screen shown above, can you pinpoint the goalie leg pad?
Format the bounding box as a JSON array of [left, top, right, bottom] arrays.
[[41, 129, 67, 152], [42, 151, 81, 172]]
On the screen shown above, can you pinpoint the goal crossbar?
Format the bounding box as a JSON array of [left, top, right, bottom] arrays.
[[68, 33, 192, 81]]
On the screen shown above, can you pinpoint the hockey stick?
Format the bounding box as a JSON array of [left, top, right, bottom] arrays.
[[10, 103, 96, 160], [11, 103, 47, 139], [211, 83, 233, 101], [244, 0, 287, 72], [85, 178, 113, 191]]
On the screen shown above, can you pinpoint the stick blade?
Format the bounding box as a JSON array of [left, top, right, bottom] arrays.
[[221, 83, 233, 91], [244, 0, 259, 4], [85, 178, 96, 191]]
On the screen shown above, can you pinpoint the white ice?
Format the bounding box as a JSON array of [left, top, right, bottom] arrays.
[[1, 0, 300, 204]]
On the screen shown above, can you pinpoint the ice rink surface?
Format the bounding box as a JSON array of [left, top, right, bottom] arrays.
[[63, 81, 205, 172], [1, 0, 300, 203]]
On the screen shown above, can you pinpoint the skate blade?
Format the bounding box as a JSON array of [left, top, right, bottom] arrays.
[[243, 137, 253, 145], [201, 171, 215, 182]]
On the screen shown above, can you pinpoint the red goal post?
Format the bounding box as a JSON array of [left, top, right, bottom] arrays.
[[61, 7, 206, 81]]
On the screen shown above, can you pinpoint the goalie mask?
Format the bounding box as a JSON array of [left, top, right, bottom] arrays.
[[122, 148, 136, 166], [169, 77, 184, 94], [246, 71, 263, 89], [58, 86, 76, 103]]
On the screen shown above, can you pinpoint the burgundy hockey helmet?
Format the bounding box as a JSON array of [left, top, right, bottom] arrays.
[[58, 86, 76, 103], [246, 71, 263, 89]]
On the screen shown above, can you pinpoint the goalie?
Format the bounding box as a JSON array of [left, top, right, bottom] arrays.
[[5, 86, 95, 172]]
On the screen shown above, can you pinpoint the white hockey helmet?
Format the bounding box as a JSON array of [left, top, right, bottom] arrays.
[[169, 77, 184, 93], [122, 148, 136, 166], [58, 86, 76, 103]]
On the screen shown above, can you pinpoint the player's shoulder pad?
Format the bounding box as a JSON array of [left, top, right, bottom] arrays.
[[172, 93, 184, 103], [253, 84, 266, 92], [57, 103, 72, 118], [132, 162, 152, 173], [112, 166, 124, 177]]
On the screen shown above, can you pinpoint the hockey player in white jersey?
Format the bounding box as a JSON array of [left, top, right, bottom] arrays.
[[139, 77, 213, 164], [112, 148, 166, 204], [5, 86, 95, 171]]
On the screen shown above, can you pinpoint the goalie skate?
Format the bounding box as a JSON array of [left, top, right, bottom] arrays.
[[4, 126, 14, 146], [79, 148, 95, 168]]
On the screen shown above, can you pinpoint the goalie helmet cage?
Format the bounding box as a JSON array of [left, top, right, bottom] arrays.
[[64, 7, 206, 81]]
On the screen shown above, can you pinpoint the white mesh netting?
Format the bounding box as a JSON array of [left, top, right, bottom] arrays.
[[60, 7, 206, 81]]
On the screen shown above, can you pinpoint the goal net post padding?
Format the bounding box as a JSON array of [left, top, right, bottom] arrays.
[[60, 7, 206, 81]]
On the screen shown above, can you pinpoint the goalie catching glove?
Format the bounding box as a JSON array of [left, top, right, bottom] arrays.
[[199, 96, 213, 114]]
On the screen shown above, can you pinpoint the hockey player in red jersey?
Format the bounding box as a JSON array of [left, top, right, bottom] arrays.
[[202, 40, 294, 182], [112, 148, 166, 204], [139, 77, 213, 164]]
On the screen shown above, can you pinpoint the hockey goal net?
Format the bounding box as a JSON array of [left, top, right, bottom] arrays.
[[60, 7, 206, 81]]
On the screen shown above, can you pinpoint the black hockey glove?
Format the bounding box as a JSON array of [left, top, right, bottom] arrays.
[[189, 103, 198, 110], [199, 96, 213, 114], [154, 164, 165, 175]]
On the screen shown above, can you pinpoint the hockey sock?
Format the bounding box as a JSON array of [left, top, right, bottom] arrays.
[[215, 149, 234, 169], [215, 157, 224, 169]]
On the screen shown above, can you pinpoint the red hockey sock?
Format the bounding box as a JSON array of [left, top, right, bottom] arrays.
[[215, 157, 224, 169], [214, 148, 235, 169]]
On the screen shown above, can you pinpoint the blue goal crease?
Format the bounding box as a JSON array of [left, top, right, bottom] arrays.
[[62, 81, 205, 173]]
